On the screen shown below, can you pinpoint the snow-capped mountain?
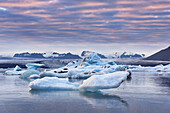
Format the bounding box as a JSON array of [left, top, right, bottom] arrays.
[[145, 46, 170, 61], [107, 52, 145, 58], [81, 51, 107, 58], [0, 55, 13, 59], [13, 52, 81, 59]]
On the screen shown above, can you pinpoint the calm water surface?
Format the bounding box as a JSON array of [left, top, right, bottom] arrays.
[[0, 72, 170, 113]]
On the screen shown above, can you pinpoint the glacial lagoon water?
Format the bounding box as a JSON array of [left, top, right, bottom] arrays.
[[0, 72, 170, 113]]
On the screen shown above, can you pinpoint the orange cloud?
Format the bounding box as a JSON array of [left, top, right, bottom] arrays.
[[0, 0, 58, 7]]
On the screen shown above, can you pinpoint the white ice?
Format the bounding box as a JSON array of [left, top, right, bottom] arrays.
[[20, 69, 40, 79], [26, 63, 44, 70], [14, 65, 22, 71], [4, 70, 26, 75], [79, 71, 129, 92], [29, 77, 79, 90], [29, 74, 40, 79]]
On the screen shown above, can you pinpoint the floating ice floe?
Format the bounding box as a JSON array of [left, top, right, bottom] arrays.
[[131, 64, 170, 73], [4, 70, 26, 75], [4, 65, 25, 75], [26, 63, 44, 70], [29, 74, 40, 79], [29, 77, 79, 90], [79, 71, 129, 92], [68, 70, 91, 79], [14, 65, 22, 71], [29, 71, 130, 91], [20, 69, 40, 79], [39, 71, 68, 78]]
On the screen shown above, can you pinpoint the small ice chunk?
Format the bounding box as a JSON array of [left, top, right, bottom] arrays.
[[26, 63, 44, 70], [29, 74, 40, 79], [14, 65, 22, 71], [66, 60, 81, 67], [92, 68, 102, 72], [68, 70, 91, 79], [20, 69, 40, 79], [40, 72, 67, 78], [79, 71, 129, 92], [107, 61, 116, 65], [29, 77, 79, 90], [4, 70, 25, 75], [39, 72, 56, 78], [103, 68, 115, 73]]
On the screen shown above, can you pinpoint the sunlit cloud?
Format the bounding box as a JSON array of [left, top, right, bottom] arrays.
[[0, 7, 7, 11], [0, 0, 169, 55]]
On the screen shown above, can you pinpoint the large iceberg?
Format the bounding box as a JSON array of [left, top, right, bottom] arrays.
[[29, 77, 79, 90], [81, 53, 105, 65], [29, 53, 128, 79], [79, 71, 129, 92]]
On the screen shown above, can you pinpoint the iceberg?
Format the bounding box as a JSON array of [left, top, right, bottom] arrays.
[[29, 74, 40, 79], [107, 61, 116, 65], [81, 53, 106, 65], [131, 64, 170, 72], [20, 69, 40, 79], [14, 65, 22, 71], [79, 71, 129, 92], [29, 77, 79, 90], [26, 63, 44, 70], [4, 65, 25, 75], [4, 70, 26, 75], [66, 60, 81, 67], [39, 72, 57, 78], [35, 53, 119, 79], [161, 64, 170, 72], [68, 70, 91, 79], [39, 72, 67, 78]]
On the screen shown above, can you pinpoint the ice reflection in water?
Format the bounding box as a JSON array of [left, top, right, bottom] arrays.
[[0, 72, 170, 113]]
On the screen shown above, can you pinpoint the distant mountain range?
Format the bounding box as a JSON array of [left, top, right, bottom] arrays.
[[13, 52, 81, 59], [145, 46, 170, 61], [1, 47, 169, 61], [6, 51, 145, 59], [81, 51, 145, 59], [0, 56, 13, 59], [12, 51, 145, 59], [107, 52, 145, 58]]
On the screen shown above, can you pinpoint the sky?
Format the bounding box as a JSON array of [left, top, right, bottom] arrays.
[[0, 0, 170, 56]]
